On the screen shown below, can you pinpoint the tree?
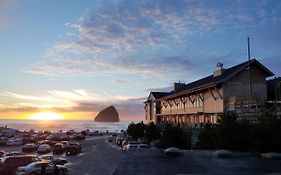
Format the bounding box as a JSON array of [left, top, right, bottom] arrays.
[[126, 122, 145, 139], [144, 122, 161, 142], [196, 122, 217, 149], [160, 124, 187, 149]]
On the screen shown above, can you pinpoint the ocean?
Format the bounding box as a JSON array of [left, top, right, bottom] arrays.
[[0, 120, 132, 132]]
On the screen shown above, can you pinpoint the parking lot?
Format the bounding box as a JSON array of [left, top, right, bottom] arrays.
[[2, 136, 281, 175]]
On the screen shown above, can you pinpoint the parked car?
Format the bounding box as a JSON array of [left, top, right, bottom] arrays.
[[0, 138, 7, 146], [115, 137, 124, 146], [38, 140, 56, 146], [6, 138, 22, 146], [22, 143, 37, 152], [65, 142, 81, 156], [37, 144, 52, 154], [164, 147, 184, 156], [73, 134, 85, 140], [16, 161, 68, 175], [123, 144, 150, 151], [0, 150, 5, 157], [89, 131, 100, 136], [4, 151, 26, 157], [107, 137, 114, 142], [122, 139, 138, 148], [22, 137, 36, 145], [61, 141, 69, 150], [0, 155, 40, 174], [53, 143, 64, 154], [39, 155, 67, 165], [261, 152, 281, 159]]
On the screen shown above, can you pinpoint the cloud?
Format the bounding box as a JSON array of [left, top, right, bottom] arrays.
[[112, 79, 130, 85], [26, 0, 281, 81], [0, 89, 145, 120]]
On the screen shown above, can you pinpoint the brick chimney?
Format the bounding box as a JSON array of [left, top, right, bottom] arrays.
[[213, 62, 225, 77], [174, 81, 185, 91]]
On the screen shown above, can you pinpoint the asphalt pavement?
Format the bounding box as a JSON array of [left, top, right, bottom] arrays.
[[1, 136, 281, 175]]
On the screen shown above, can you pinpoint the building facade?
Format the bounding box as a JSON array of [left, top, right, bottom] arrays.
[[144, 59, 274, 126]]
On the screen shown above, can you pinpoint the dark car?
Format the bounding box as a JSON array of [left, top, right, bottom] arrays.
[[37, 144, 52, 154], [22, 137, 36, 145], [73, 134, 85, 140], [39, 155, 67, 165], [0, 150, 5, 157], [22, 143, 37, 152], [4, 151, 26, 157], [0, 139, 7, 146], [38, 140, 56, 146], [65, 142, 81, 156], [53, 143, 64, 154], [0, 155, 40, 174]]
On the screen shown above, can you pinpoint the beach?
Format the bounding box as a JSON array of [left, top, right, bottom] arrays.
[[2, 135, 281, 175]]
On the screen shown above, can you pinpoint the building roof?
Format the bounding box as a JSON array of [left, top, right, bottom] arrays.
[[151, 92, 170, 99], [159, 59, 274, 100], [145, 92, 170, 102]]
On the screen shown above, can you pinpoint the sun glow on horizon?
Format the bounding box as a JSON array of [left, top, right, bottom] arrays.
[[28, 112, 64, 120]]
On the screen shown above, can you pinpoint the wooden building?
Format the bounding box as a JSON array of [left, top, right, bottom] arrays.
[[144, 59, 274, 126]]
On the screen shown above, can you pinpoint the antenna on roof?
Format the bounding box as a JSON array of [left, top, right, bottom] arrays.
[[248, 36, 251, 61], [247, 36, 252, 108]]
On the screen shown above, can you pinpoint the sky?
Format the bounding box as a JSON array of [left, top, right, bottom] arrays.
[[0, 0, 280, 121]]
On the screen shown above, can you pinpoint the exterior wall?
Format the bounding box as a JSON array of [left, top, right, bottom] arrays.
[[144, 102, 151, 123], [160, 94, 204, 115], [203, 87, 224, 113], [145, 94, 157, 124], [223, 65, 267, 109]]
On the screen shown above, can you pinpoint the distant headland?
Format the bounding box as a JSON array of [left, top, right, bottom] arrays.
[[94, 106, 120, 122]]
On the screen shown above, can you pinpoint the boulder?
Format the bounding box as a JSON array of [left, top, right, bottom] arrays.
[[94, 106, 120, 122]]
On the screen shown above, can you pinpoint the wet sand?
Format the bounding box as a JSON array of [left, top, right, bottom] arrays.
[[1, 136, 281, 175]]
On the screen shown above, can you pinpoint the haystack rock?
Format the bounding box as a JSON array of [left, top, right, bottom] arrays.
[[94, 106, 120, 122]]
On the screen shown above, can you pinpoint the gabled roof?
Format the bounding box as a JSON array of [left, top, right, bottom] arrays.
[[151, 92, 170, 99], [146, 92, 170, 102], [159, 59, 274, 100]]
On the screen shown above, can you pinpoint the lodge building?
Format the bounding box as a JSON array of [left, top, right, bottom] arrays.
[[144, 59, 274, 126]]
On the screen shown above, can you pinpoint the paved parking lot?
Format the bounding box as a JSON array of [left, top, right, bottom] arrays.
[[2, 136, 281, 175]]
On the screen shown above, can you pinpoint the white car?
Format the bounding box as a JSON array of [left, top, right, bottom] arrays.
[[122, 139, 138, 148], [61, 141, 69, 150], [17, 161, 67, 175], [261, 152, 281, 159], [123, 144, 150, 151]]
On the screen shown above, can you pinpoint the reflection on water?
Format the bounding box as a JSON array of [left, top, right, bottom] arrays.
[[0, 119, 131, 132]]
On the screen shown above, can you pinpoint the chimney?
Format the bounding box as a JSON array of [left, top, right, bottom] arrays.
[[174, 81, 185, 91], [213, 62, 225, 77]]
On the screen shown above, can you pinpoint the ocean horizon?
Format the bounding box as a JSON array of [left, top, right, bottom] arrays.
[[0, 119, 135, 132]]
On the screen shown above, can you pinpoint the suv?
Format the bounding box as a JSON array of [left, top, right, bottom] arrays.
[[65, 142, 81, 156], [0, 155, 40, 174], [53, 143, 64, 154], [22, 143, 37, 152]]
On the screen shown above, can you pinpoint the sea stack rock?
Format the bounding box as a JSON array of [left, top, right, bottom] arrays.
[[94, 106, 120, 122]]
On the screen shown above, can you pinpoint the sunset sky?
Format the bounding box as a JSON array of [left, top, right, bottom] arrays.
[[0, 0, 281, 121]]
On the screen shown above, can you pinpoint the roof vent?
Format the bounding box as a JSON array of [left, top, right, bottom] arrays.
[[213, 62, 225, 77]]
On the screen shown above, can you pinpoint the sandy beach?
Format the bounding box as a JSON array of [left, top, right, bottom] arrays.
[[1, 136, 281, 175]]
